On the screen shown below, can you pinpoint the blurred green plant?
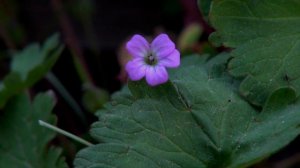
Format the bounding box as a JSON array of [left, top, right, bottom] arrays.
[[82, 83, 110, 113], [178, 23, 217, 56], [0, 91, 67, 168], [0, 34, 63, 108], [197, 0, 212, 19], [178, 23, 203, 53]]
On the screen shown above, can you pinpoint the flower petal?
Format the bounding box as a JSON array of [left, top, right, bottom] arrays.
[[151, 34, 175, 58], [126, 35, 150, 58], [158, 49, 180, 68], [145, 65, 168, 86], [125, 58, 146, 81]]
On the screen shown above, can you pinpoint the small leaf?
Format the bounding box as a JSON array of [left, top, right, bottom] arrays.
[[178, 23, 203, 53], [74, 56, 300, 168], [82, 83, 110, 113], [0, 92, 67, 168], [209, 0, 300, 105], [0, 33, 63, 108]]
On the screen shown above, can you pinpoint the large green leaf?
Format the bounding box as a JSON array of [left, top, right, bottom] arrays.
[[0, 34, 63, 108], [0, 92, 67, 168], [209, 0, 300, 106], [74, 55, 300, 168]]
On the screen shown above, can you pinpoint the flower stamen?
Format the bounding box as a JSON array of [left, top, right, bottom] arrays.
[[145, 53, 157, 65]]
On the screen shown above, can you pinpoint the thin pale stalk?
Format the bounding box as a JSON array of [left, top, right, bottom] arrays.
[[38, 120, 93, 146]]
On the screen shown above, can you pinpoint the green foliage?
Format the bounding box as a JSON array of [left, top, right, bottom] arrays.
[[73, 0, 300, 167], [0, 34, 63, 108], [0, 92, 67, 168], [209, 0, 300, 106], [197, 0, 212, 19], [178, 23, 203, 55], [74, 55, 300, 168], [82, 83, 110, 113]]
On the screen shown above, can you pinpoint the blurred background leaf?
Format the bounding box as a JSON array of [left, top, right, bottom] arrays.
[[0, 91, 67, 168], [197, 0, 212, 19], [0, 34, 63, 108], [82, 83, 109, 113]]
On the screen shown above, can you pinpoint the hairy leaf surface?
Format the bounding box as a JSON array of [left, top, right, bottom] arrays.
[[74, 55, 300, 168], [209, 0, 300, 105]]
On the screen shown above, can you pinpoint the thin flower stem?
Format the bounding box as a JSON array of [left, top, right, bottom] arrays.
[[38, 120, 93, 147], [0, 25, 16, 50], [46, 72, 87, 126], [51, 0, 95, 84]]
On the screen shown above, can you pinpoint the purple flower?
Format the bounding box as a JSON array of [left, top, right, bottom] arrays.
[[125, 34, 180, 86]]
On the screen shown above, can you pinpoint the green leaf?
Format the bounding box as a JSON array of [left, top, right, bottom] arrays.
[[178, 23, 203, 54], [74, 56, 300, 168], [198, 0, 212, 19], [0, 33, 63, 108], [82, 83, 110, 113], [0, 91, 67, 168], [209, 0, 300, 105]]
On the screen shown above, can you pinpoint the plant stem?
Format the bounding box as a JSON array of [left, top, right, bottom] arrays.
[[51, 0, 95, 84], [38, 120, 93, 147], [46, 72, 87, 126]]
